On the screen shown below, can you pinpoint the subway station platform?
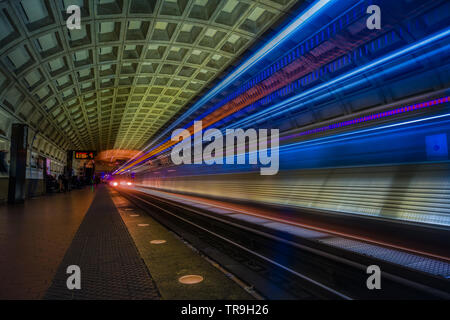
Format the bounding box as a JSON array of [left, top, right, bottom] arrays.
[[0, 186, 251, 300], [0, 0, 449, 303]]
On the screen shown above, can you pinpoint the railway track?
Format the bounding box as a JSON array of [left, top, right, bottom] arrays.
[[117, 188, 450, 300]]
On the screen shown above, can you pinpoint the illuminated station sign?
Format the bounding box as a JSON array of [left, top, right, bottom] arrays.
[[74, 151, 95, 160]]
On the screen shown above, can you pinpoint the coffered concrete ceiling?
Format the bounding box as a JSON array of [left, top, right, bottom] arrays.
[[0, 0, 297, 154]]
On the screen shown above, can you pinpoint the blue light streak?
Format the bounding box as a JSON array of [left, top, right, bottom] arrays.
[[228, 27, 450, 130], [114, 0, 337, 174]]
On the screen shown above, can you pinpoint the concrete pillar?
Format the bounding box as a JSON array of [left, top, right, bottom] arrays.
[[8, 124, 28, 204], [66, 150, 73, 190]]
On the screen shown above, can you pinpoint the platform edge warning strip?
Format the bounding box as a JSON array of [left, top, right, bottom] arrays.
[[44, 186, 160, 300]]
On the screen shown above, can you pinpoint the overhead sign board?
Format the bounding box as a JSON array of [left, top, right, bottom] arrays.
[[74, 151, 95, 160]]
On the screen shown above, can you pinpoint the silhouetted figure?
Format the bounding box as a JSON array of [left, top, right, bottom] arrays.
[[63, 175, 69, 193], [94, 175, 100, 189], [0, 150, 7, 173], [46, 174, 58, 193], [58, 174, 64, 193]]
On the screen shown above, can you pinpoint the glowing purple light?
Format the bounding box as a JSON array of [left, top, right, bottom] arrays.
[[286, 96, 449, 139]]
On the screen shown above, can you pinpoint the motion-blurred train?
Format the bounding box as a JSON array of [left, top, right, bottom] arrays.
[[123, 0, 450, 228]]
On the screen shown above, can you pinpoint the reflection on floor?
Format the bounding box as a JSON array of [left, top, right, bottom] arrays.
[[0, 188, 96, 299]]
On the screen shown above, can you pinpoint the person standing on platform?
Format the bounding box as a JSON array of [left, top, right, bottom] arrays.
[[58, 174, 64, 193], [94, 175, 100, 189], [63, 174, 69, 193], [0, 150, 7, 173]]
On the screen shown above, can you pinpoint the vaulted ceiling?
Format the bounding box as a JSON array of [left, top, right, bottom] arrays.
[[0, 0, 297, 154]]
